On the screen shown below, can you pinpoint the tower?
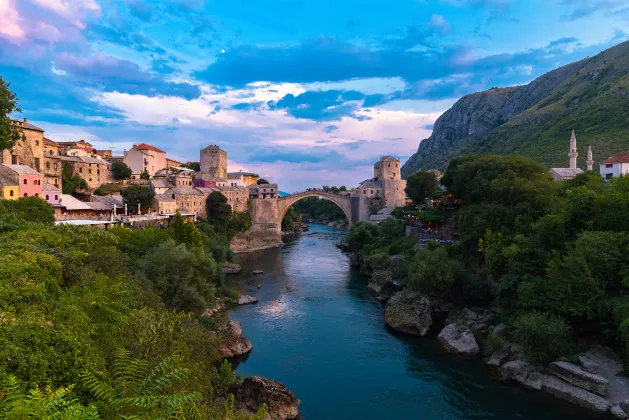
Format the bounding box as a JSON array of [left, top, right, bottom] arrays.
[[200, 145, 227, 178], [569, 130, 578, 170], [587, 145, 593, 171]]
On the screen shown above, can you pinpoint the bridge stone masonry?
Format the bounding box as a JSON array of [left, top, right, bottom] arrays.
[[230, 155, 407, 252]]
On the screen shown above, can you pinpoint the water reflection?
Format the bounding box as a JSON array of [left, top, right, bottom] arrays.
[[228, 224, 592, 420]]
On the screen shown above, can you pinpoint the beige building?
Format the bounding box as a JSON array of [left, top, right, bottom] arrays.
[[43, 137, 62, 156], [124, 143, 167, 177], [153, 193, 178, 214], [57, 155, 113, 190], [200, 145, 227, 178], [355, 156, 407, 218], [228, 171, 259, 187], [217, 186, 249, 213], [42, 155, 62, 188], [3, 118, 45, 172]]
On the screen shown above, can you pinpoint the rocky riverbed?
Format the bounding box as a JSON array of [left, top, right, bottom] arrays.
[[361, 252, 629, 417]]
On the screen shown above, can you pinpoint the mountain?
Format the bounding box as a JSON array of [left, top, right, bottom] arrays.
[[402, 41, 629, 177]]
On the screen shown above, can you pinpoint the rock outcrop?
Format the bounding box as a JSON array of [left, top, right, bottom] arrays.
[[231, 376, 300, 420], [549, 361, 610, 396], [437, 323, 479, 356], [218, 320, 252, 358], [237, 295, 259, 305], [541, 375, 611, 413], [384, 291, 432, 336], [499, 360, 543, 391], [223, 263, 242, 274]]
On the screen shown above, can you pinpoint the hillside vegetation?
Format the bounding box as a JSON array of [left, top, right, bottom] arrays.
[[402, 40, 629, 176]]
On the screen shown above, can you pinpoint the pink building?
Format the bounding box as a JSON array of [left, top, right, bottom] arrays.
[[43, 181, 61, 206], [0, 164, 43, 198]]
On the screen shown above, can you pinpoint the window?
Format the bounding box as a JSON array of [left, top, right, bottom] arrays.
[[35, 140, 39, 146], [9, 190, 14, 197], [23, 193, 27, 197], [79, 168, 83, 173], [97, 170, 100, 174], [11, 155, 17, 164], [46, 195, 49, 200], [55, 195, 58, 200], [89, 169, 92, 174], [54, 163, 57, 170], [23, 179, 27, 185], [371, 190, 374, 194], [606, 163, 614, 168], [172, 193, 175, 199], [606, 173, 614, 180], [46, 162, 50, 169]]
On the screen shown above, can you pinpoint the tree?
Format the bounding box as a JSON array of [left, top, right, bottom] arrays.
[[0, 196, 54, 224], [110, 160, 132, 180], [512, 311, 572, 364], [407, 246, 464, 297], [0, 76, 24, 151], [256, 178, 269, 185], [121, 185, 155, 214], [405, 170, 439, 203], [181, 161, 200, 172], [140, 168, 150, 180], [205, 191, 232, 229], [168, 211, 207, 249], [62, 163, 88, 194]]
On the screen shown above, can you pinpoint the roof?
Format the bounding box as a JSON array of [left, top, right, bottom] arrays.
[[150, 178, 175, 188], [169, 187, 203, 195], [201, 144, 224, 152], [55, 155, 111, 165], [228, 171, 260, 178], [86, 201, 111, 211], [601, 152, 629, 164], [0, 172, 17, 186], [369, 214, 393, 222], [2, 164, 43, 176], [55, 220, 118, 226], [59, 194, 92, 210], [195, 187, 216, 194], [43, 137, 59, 145], [91, 194, 124, 208], [42, 182, 60, 192], [11, 118, 44, 132], [155, 193, 176, 202], [379, 155, 399, 162], [217, 186, 247, 192], [131, 143, 165, 154], [359, 179, 384, 189], [549, 168, 583, 179]]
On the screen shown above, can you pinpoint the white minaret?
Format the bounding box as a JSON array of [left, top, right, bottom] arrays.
[[587, 145, 593, 171], [569, 129, 578, 170]]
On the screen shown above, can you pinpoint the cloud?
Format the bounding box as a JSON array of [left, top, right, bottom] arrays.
[[0, 0, 24, 39], [428, 14, 451, 35], [33, 0, 101, 29], [268, 90, 366, 121], [559, 0, 626, 20]]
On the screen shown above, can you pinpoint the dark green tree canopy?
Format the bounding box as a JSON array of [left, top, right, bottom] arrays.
[[140, 169, 150, 180], [111, 160, 132, 180], [121, 185, 155, 213], [0, 76, 24, 151], [205, 191, 232, 228], [405, 170, 439, 203], [256, 178, 270, 185]]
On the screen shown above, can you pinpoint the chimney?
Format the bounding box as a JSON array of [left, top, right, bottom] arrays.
[[23, 118, 27, 123]]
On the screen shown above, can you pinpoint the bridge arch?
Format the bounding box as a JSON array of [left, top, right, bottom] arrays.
[[277, 191, 353, 227]]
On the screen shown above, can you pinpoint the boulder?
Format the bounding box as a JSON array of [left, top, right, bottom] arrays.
[[499, 360, 543, 390], [201, 302, 225, 318], [541, 375, 611, 413], [223, 263, 242, 274], [237, 295, 259, 305], [218, 321, 252, 358], [252, 270, 264, 275], [437, 323, 479, 356], [384, 290, 432, 336], [486, 348, 509, 367], [376, 281, 404, 302], [611, 405, 628, 419], [621, 400, 629, 413], [231, 376, 300, 420], [549, 361, 609, 396]]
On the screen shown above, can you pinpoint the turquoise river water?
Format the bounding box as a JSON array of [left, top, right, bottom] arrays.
[[229, 224, 591, 420]]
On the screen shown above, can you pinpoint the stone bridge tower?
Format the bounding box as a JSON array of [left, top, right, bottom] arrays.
[[200, 145, 227, 178]]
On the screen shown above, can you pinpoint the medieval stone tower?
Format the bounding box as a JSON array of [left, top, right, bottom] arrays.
[[569, 129, 578, 170], [373, 156, 406, 208], [200, 145, 227, 178]]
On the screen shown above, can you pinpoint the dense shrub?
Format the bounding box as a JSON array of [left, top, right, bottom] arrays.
[[407, 247, 465, 297], [511, 311, 572, 364]]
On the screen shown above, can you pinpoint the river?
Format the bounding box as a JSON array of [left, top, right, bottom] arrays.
[[229, 224, 589, 419]]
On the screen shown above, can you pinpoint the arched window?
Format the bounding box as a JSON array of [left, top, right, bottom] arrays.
[[172, 193, 175, 199], [35, 193, 38, 197], [23, 179, 27, 185], [46, 195, 49, 200], [54, 195, 58, 200], [23, 193, 27, 197], [9, 190, 14, 197]]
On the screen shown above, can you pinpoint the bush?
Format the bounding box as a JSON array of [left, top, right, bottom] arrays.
[[111, 160, 132, 180], [511, 311, 572, 365], [346, 222, 378, 252], [407, 247, 464, 297], [0, 196, 54, 224]]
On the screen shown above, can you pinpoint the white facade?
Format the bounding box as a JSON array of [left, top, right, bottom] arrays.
[[600, 162, 629, 180]]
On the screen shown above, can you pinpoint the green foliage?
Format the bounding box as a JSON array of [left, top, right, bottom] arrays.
[[256, 178, 269, 185], [140, 169, 150, 180], [0, 196, 54, 224], [94, 183, 124, 196], [205, 191, 232, 230], [512, 312, 572, 364], [405, 170, 439, 203], [169, 212, 207, 249], [62, 163, 88, 194], [229, 211, 252, 234], [110, 161, 132, 180], [281, 206, 301, 232], [346, 222, 379, 253], [293, 196, 346, 222], [211, 360, 241, 399], [135, 239, 219, 313], [0, 76, 25, 151], [407, 247, 465, 297], [121, 185, 155, 214], [181, 162, 200, 172]]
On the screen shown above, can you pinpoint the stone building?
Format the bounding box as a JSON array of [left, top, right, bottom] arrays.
[[228, 171, 259, 187], [153, 193, 178, 214], [217, 186, 249, 213], [42, 155, 62, 188], [356, 156, 406, 210], [550, 130, 585, 181], [194, 174, 228, 188], [124, 143, 166, 177], [56, 155, 113, 190], [248, 183, 278, 199], [200, 145, 227, 179], [166, 187, 206, 216], [0, 164, 43, 198], [2, 118, 44, 172], [43, 137, 62, 156]]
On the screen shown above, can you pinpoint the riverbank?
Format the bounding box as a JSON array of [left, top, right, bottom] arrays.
[[225, 224, 589, 419], [350, 248, 629, 417]]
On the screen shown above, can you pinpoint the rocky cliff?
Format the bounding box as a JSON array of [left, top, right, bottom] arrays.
[[402, 40, 629, 177]]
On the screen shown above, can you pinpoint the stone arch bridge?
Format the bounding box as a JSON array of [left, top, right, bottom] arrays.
[[230, 190, 363, 252]]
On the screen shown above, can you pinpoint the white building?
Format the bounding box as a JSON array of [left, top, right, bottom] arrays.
[[600, 152, 629, 180]]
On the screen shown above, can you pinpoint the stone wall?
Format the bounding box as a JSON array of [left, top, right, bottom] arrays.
[[231, 223, 282, 253], [43, 156, 62, 188], [200, 146, 227, 178], [383, 179, 406, 208], [2, 127, 44, 171]]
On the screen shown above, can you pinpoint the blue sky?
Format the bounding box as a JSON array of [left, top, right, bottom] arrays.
[[1, 0, 628, 191]]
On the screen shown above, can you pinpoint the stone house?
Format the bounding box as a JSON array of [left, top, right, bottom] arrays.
[[249, 183, 278, 199], [152, 193, 178, 214], [216, 186, 249, 213], [150, 177, 175, 195], [57, 155, 112, 190], [228, 171, 259, 187], [43, 137, 62, 156], [56, 194, 113, 221], [124, 143, 166, 177], [0, 164, 43, 198], [43, 155, 62, 188], [166, 187, 206, 217], [2, 118, 44, 172], [194, 173, 228, 188]]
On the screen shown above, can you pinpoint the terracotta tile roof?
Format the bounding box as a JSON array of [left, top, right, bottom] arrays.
[[602, 153, 629, 164], [131, 143, 166, 154], [43, 137, 58, 145]]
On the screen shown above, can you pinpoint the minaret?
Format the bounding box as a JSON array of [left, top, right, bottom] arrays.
[[587, 145, 593, 171], [569, 129, 578, 169]]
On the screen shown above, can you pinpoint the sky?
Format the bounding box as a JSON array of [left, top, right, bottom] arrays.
[[1, 0, 628, 191]]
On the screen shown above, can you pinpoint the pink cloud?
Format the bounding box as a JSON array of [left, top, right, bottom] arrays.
[[0, 0, 25, 40], [33, 0, 101, 29]]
